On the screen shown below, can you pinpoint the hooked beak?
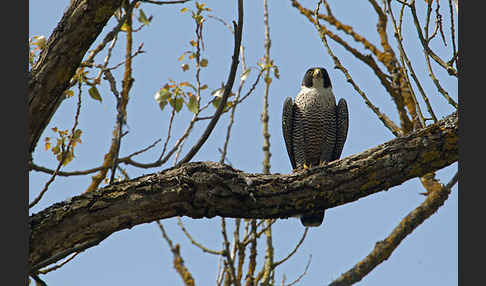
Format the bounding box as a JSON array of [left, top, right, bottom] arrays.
[[313, 68, 321, 78]]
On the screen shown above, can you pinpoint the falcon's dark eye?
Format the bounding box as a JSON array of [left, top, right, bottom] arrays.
[[302, 68, 315, 88]]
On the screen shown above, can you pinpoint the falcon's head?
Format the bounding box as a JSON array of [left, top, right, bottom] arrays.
[[301, 67, 332, 89]]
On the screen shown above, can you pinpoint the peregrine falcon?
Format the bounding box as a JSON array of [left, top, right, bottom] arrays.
[[282, 67, 349, 227]]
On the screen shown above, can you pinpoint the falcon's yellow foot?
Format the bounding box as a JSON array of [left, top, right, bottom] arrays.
[[303, 163, 312, 169]]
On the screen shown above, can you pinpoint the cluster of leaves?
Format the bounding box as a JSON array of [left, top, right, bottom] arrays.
[[181, 2, 211, 25], [179, 2, 211, 73], [155, 2, 237, 115], [29, 35, 46, 67], [154, 80, 202, 113], [178, 49, 208, 72], [68, 67, 103, 103], [44, 127, 82, 166], [210, 82, 236, 111], [257, 58, 280, 84]]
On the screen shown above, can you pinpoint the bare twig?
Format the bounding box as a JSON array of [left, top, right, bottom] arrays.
[[418, 0, 458, 109], [329, 172, 458, 286], [284, 255, 312, 286], [30, 233, 109, 273], [37, 252, 80, 275], [386, 0, 437, 124], [220, 46, 248, 164], [409, 0, 457, 77], [177, 217, 223, 255], [273, 228, 308, 268], [312, 1, 402, 136], [447, 0, 457, 68], [157, 221, 196, 286], [261, 0, 272, 175], [245, 219, 258, 286], [176, 0, 244, 166], [159, 109, 176, 160], [85, 5, 135, 192], [30, 139, 161, 177], [221, 218, 240, 286], [80, 1, 138, 70]]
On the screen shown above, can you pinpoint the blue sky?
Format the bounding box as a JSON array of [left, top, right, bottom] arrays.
[[29, 0, 457, 285]]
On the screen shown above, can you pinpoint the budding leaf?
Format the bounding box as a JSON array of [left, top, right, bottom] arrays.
[[138, 9, 151, 26], [187, 95, 198, 114], [88, 86, 102, 102], [200, 58, 208, 67]]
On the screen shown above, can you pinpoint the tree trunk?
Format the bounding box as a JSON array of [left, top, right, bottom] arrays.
[[28, 0, 122, 155]]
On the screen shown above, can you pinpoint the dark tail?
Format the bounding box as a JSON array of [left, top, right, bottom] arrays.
[[300, 210, 325, 227]]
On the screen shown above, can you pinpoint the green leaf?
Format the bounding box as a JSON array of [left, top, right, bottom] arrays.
[[273, 66, 280, 79], [138, 9, 151, 26], [72, 129, 83, 141], [154, 88, 171, 103], [120, 21, 130, 32], [158, 100, 168, 111], [174, 97, 183, 112], [200, 58, 208, 67], [88, 86, 102, 102], [62, 151, 74, 166], [168, 96, 183, 112], [155, 88, 171, 111], [186, 95, 198, 114], [212, 96, 222, 109], [211, 87, 224, 98]]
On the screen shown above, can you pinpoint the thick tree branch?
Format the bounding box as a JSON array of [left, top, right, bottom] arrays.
[[28, 0, 123, 156], [29, 112, 457, 272]]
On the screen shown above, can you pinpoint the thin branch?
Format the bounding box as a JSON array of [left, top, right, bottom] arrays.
[[284, 255, 312, 286], [421, 0, 457, 110], [245, 219, 258, 286], [220, 45, 247, 164], [235, 68, 264, 104], [81, 1, 138, 69], [176, 0, 244, 166], [31, 274, 47, 286], [30, 139, 162, 177], [177, 217, 223, 255], [159, 109, 177, 160], [329, 172, 458, 286], [37, 252, 80, 275], [86, 5, 135, 192], [157, 221, 196, 286], [273, 228, 308, 268], [386, 0, 437, 124], [261, 0, 272, 175], [242, 219, 277, 246], [30, 233, 109, 273], [409, 0, 457, 77], [221, 218, 240, 286], [29, 84, 82, 208], [447, 0, 457, 68], [313, 1, 402, 137]]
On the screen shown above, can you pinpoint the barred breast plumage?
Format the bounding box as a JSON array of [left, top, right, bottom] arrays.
[[281, 67, 349, 227]]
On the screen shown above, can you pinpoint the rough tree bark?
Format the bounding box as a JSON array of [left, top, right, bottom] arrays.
[[28, 0, 123, 156], [29, 112, 457, 272]]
